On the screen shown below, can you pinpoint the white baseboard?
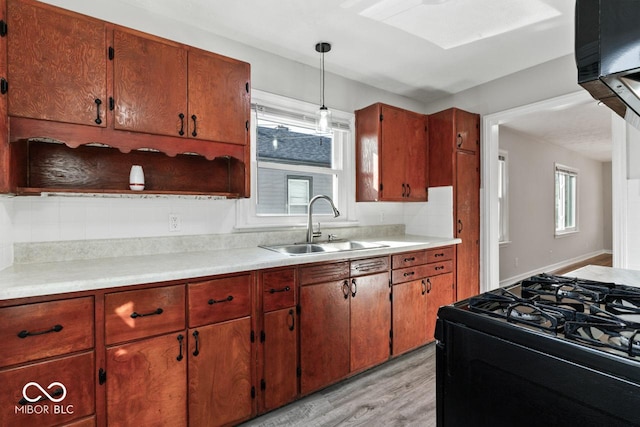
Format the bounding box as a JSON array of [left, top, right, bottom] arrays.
[[499, 249, 610, 288]]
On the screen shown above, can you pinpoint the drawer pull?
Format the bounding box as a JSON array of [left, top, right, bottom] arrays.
[[427, 278, 432, 294], [435, 266, 444, 271], [177, 334, 184, 361], [421, 279, 427, 295], [403, 256, 416, 262], [288, 309, 295, 331], [268, 286, 291, 294], [342, 280, 350, 300], [435, 253, 445, 257], [208, 295, 234, 305], [351, 279, 357, 298], [192, 330, 200, 357], [17, 324, 63, 339], [403, 271, 415, 277], [130, 308, 163, 319]]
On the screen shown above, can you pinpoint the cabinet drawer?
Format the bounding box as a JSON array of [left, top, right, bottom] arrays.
[[392, 264, 431, 284], [262, 269, 296, 312], [188, 274, 251, 327], [0, 297, 94, 368], [0, 351, 95, 427], [426, 246, 454, 263], [350, 256, 389, 277], [299, 262, 349, 286], [105, 285, 185, 345], [424, 260, 454, 277], [392, 251, 429, 269]]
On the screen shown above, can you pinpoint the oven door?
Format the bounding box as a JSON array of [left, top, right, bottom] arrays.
[[435, 315, 640, 427]]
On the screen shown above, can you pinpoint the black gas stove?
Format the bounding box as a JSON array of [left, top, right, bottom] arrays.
[[435, 274, 640, 427]]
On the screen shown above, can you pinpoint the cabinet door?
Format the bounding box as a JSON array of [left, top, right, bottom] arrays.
[[7, 0, 107, 126], [300, 280, 350, 395], [188, 317, 252, 427], [350, 272, 390, 372], [380, 105, 407, 200], [426, 272, 456, 341], [0, 352, 95, 427], [404, 112, 428, 201], [456, 151, 480, 300], [263, 307, 298, 411], [106, 333, 187, 427], [392, 279, 428, 355], [455, 109, 479, 153], [188, 50, 250, 145], [113, 30, 187, 136]]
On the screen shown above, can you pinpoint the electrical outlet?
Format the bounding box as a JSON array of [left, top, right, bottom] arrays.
[[169, 214, 181, 232]]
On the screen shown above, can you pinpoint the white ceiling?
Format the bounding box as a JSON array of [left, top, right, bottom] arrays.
[[115, 0, 611, 161]]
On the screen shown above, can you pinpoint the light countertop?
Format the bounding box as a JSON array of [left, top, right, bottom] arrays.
[[565, 265, 640, 287], [0, 235, 460, 301]]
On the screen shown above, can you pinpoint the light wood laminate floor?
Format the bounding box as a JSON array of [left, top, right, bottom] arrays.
[[552, 253, 613, 275], [240, 344, 437, 427]]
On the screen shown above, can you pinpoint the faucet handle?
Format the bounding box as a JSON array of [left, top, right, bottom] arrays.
[[327, 234, 338, 241]]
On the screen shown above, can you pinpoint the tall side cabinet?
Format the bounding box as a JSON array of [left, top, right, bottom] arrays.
[[429, 108, 480, 301]]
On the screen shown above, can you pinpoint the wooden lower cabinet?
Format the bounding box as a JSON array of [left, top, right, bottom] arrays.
[[106, 333, 187, 427], [392, 279, 428, 355], [426, 272, 456, 341], [262, 308, 298, 411], [0, 351, 95, 427], [188, 317, 252, 427], [299, 279, 350, 395]]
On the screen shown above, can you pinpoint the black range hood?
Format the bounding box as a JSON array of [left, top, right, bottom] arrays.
[[576, 0, 640, 126]]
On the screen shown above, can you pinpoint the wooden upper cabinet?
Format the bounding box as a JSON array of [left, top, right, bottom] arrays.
[[188, 50, 250, 145], [355, 103, 427, 202], [7, 0, 107, 126], [113, 29, 188, 136]]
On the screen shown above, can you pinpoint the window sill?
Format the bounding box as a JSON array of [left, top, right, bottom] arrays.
[[233, 220, 360, 233], [555, 229, 579, 238]]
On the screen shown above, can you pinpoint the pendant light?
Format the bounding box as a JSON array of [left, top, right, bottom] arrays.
[[315, 42, 332, 134]]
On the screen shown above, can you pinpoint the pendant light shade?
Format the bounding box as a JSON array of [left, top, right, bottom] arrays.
[[315, 42, 332, 133]]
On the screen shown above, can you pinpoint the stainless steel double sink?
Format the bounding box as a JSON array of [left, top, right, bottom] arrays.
[[260, 240, 388, 256]]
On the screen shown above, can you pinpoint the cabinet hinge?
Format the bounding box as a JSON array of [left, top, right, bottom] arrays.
[[379, 113, 384, 122], [296, 304, 301, 314], [108, 46, 114, 60], [109, 97, 114, 111], [245, 120, 249, 131], [251, 386, 256, 399], [260, 379, 266, 391], [389, 330, 393, 339], [0, 20, 7, 37], [296, 366, 302, 378], [0, 78, 7, 95], [250, 330, 255, 343], [98, 368, 106, 385], [389, 292, 392, 302], [260, 330, 266, 343], [379, 183, 383, 191]]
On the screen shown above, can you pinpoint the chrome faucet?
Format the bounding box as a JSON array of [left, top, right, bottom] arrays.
[[307, 195, 340, 243]]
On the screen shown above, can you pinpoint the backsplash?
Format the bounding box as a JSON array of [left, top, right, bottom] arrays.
[[0, 198, 13, 270]]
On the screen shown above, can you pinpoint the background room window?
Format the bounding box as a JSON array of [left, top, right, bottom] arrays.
[[498, 151, 509, 243], [287, 176, 312, 214], [555, 164, 578, 235]]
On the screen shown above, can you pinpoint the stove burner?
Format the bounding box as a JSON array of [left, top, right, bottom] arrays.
[[565, 321, 640, 358]]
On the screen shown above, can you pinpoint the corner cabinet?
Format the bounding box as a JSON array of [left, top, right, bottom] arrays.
[[355, 103, 428, 201], [0, 0, 251, 197], [429, 108, 480, 300]]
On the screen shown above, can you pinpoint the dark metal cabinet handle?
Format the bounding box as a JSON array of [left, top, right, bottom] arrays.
[[402, 183, 406, 197], [177, 334, 184, 361], [1, 78, 8, 95], [403, 271, 415, 277], [406, 183, 411, 197], [342, 280, 350, 299], [351, 279, 357, 298], [191, 115, 197, 137], [130, 308, 163, 319], [457, 219, 463, 234], [208, 295, 233, 305], [268, 286, 291, 294], [288, 309, 295, 331], [421, 279, 427, 295], [94, 99, 102, 124], [17, 324, 63, 338], [435, 265, 445, 271], [178, 113, 185, 136], [192, 330, 200, 357], [435, 253, 445, 258], [404, 256, 416, 262], [426, 278, 432, 294]]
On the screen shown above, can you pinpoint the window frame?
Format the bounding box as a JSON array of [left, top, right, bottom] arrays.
[[554, 163, 579, 237], [235, 89, 355, 229]]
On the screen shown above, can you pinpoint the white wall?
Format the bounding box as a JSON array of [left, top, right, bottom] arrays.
[[498, 127, 607, 283], [1, 0, 450, 268], [603, 162, 613, 251]]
